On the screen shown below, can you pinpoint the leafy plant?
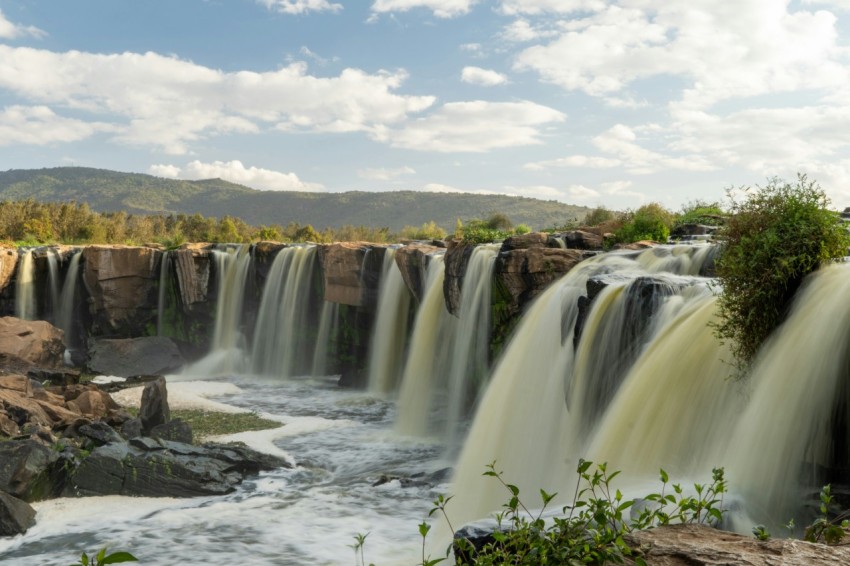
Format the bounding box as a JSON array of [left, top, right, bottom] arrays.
[[714, 175, 849, 369], [614, 203, 675, 244], [752, 524, 771, 541], [351, 532, 375, 566], [803, 484, 849, 545], [70, 547, 137, 566]]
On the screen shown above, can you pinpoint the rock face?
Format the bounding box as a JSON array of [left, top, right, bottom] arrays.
[[494, 247, 586, 318], [443, 243, 475, 315], [0, 491, 36, 536], [0, 246, 17, 295], [82, 245, 160, 335], [88, 336, 185, 377], [394, 243, 443, 303], [0, 317, 64, 368], [65, 437, 289, 498], [0, 440, 61, 501], [318, 242, 371, 306], [625, 524, 850, 565], [173, 244, 212, 307]]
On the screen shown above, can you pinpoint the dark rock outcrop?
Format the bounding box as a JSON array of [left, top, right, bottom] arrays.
[[139, 376, 170, 433], [443, 243, 475, 316], [394, 243, 443, 303], [64, 437, 289, 498], [0, 440, 61, 501], [0, 491, 36, 536], [88, 336, 185, 377]]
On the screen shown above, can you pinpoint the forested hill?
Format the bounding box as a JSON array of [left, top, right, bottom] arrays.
[[0, 167, 590, 231]]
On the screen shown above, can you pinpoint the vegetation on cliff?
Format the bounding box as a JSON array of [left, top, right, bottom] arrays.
[[714, 175, 849, 368]]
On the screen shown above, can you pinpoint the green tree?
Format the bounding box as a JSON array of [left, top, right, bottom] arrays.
[[584, 206, 615, 227], [614, 203, 675, 243], [714, 175, 849, 368]]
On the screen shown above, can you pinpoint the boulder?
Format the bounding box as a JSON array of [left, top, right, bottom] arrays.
[[0, 317, 64, 369], [82, 245, 159, 334], [77, 421, 124, 447], [624, 524, 850, 565], [0, 492, 36, 536], [394, 243, 443, 303], [499, 232, 548, 251], [0, 439, 61, 501], [71, 389, 120, 420], [139, 376, 170, 433], [562, 230, 604, 250], [0, 245, 17, 294], [150, 419, 192, 444], [87, 336, 185, 378], [64, 437, 290, 498]]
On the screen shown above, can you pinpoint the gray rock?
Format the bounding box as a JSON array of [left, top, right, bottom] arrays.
[[88, 336, 185, 378], [139, 376, 170, 433], [121, 417, 142, 439], [0, 491, 36, 536], [150, 419, 192, 444], [0, 440, 61, 502], [78, 421, 125, 447]]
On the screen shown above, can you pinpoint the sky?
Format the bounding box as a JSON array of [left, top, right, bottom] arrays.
[[2, 0, 850, 212]]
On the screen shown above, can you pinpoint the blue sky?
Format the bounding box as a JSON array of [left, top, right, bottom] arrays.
[[2, 0, 850, 212]]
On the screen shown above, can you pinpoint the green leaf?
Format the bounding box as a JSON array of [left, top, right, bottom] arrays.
[[96, 548, 107, 563], [101, 552, 138, 564], [659, 469, 669, 483], [419, 522, 431, 538]]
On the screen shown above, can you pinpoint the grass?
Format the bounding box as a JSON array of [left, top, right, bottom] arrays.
[[173, 409, 280, 443]]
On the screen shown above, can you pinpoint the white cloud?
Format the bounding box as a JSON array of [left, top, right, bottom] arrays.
[[0, 10, 45, 40], [298, 46, 338, 66], [358, 166, 416, 181], [378, 100, 565, 152], [0, 105, 113, 146], [0, 46, 435, 154], [802, 0, 850, 10], [500, 19, 559, 43], [591, 124, 715, 174], [524, 154, 621, 170], [461, 66, 508, 86], [258, 0, 343, 15], [513, 2, 847, 108], [149, 160, 324, 191], [498, 0, 605, 15], [422, 182, 464, 193], [371, 0, 479, 18], [567, 184, 601, 200]]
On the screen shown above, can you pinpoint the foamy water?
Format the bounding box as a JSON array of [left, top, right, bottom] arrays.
[[0, 376, 449, 566]]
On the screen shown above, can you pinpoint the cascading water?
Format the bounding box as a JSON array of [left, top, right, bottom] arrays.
[[367, 247, 412, 394], [311, 300, 340, 377], [157, 250, 171, 337], [15, 249, 36, 320], [56, 251, 82, 341], [443, 243, 499, 444], [395, 254, 455, 436], [250, 245, 318, 379], [45, 248, 60, 322]]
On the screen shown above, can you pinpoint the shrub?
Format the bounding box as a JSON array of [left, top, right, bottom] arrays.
[[614, 203, 675, 244], [714, 175, 849, 368], [584, 206, 615, 227], [677, 199, 725, 226]]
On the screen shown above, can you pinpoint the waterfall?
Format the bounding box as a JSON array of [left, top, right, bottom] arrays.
[[311, 300, 340, 377], [395, 255, 454, 436], [250, 245, 318, 379], [56, 251, 82, 341], [15, 249, 36, 320], [157, 251, 171, 336], [45, 248, 60, 322], [206, 245, 252, 374], [367, 248, 412, 393], [444, 244, 499, 443]]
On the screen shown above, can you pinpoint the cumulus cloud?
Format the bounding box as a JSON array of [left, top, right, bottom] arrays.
[[371, 0, 479, 18], [0, 46, 435, 154], [499, 0, 603, 15], [0, 105, 113, 145], [377, 100, 565, 152], [802, 0, 850, 10], [358, 166, 416, 181], [524, 154, 621, 171], [149, 160, 324, 191], [258, 0, 343, 15], [500, 19, 559, 43], [461, 66, 508, 86], [0, 10, 45, 40], [590, 124, 715, 175]]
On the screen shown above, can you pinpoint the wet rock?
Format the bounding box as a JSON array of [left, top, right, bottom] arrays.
[[0, 317, 65, 369], [88, 336, 184, 378], [624, 524, 850, 565], [139, 376, 170, 433], [443, 244, 475, 316], [173, 244, 212, 307], [562, 230, 604, 250], [394, 243, 443, 303], [77, 421, 125, 447], [27, 367, 80, 386], [0, 491, 36, 537], [82, 245, 160, 335], [121, 418, 142, 440], [65, 438, 289, 498]]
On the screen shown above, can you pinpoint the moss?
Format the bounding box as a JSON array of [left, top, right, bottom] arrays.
[[172, 409, 280, 443]]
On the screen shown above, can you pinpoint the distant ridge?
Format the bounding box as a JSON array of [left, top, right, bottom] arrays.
[[0, 167, 590, 231]]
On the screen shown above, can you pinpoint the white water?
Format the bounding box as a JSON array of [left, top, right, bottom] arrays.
[[250, 246, 318, 379], [14, 249, 35, 320], [311, 300, 340, 378], [367, 248, 412, 394], [45, 249, 60, 322]]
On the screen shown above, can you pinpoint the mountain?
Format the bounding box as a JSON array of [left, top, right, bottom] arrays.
[[0, 167, 590, 231]]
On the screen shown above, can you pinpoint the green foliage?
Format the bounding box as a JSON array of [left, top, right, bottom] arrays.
[[614, 203, 675, 244], [514, 223, 531, 235], [714, 175, 849, 368], [752, 524, 771, 541], [351, 532, 375, 566], [436, 461, 726, 565], [399, 221, 448, 241], [677, 199, 725, 226], [460, 214, 532, 244], [803, 484, 849, 545], [584, 206, 615, 227], [70, 547, 137, 566]]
